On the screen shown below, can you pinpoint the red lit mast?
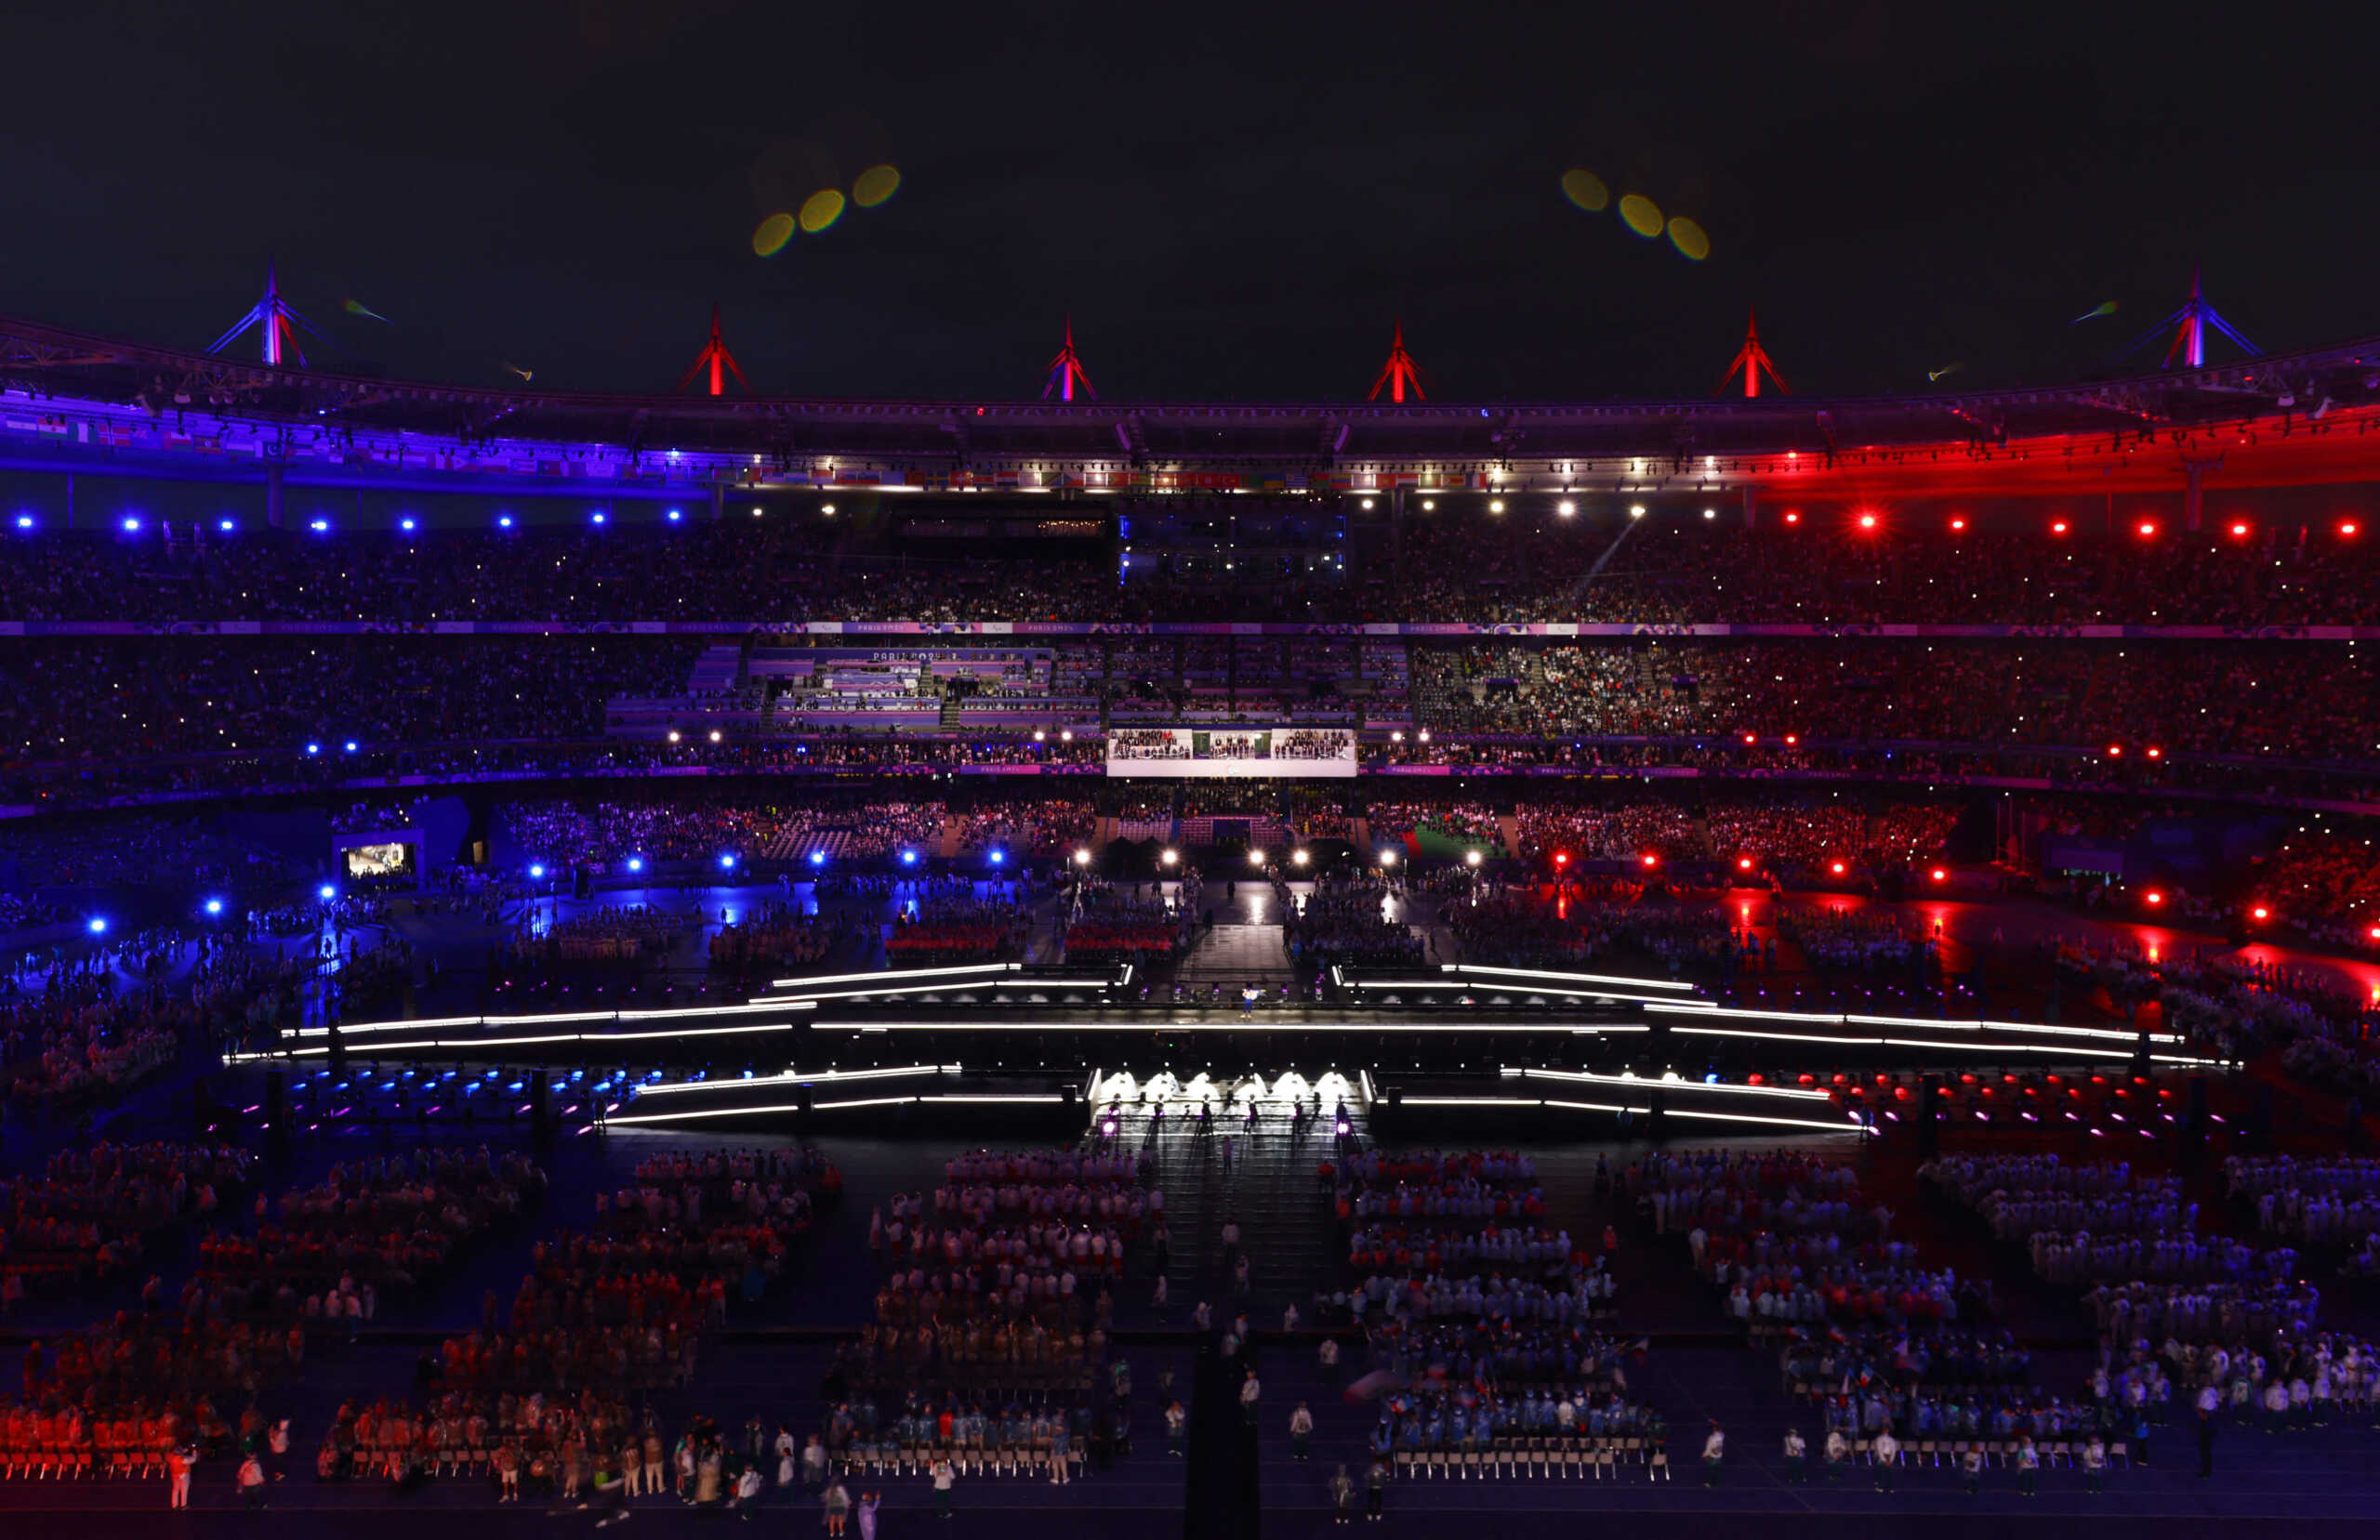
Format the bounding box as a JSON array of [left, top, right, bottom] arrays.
[[1368, 321, 1425, 403], [677, 305, 751, 396], [1041, 317, 1095, 401], [1715, 308, 1788, 398]]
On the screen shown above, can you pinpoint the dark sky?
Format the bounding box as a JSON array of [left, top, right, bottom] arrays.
[[4, 0, 2367, 401]]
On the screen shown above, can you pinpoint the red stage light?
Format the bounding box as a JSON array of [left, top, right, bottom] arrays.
[[1742, 732, 1756, 744], [1930, 868, 1948, 883], [1783, 733, 1798, 745], [2251, 906, 2269, 921], [1858, 514, 1877, 530], [2107, 744, 2122, 757], [2145, 890, 2164, 905], [1950, 517, 1966, 531], [1738, 857, 1754, 871], [2051, 520, 2069, 534], [2344, 522, 2361, 537], [1641, 854, 1659, 868], [2146, 746, 2162, 758], [1784, 511, 1801, 524], [2136, 520, 2157, 537], [1554, 852, 1569, 865], [2230, 522, 2250, 537], [1829, 861, 1845, 875]]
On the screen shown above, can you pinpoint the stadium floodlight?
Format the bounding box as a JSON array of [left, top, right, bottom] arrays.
[[1032, 730, 1047, 742], [667, 731, 682, 744], [1421, 500, 1435, 511], [1292, 849, 1310, 867], [1416, 729, 1431, 744], [1074, 849, 1092, 867], [821, 503, 837, 515], [1248, 849, 1266, 867], [1378, 849, 1397, 866], [1465, 850, 1483, 867], [1488, 499, 1505, 513], [1060, 729, 1074, 742], [1161, 849, 1178, 866], [1360, 498, 1375, 509], [1558, 500, 1575, 516], [1703, 507, 1716, 520], [707, 729, 722, 744], [1391, 731, 1405, 743], [1628, 506, 1646, 519]]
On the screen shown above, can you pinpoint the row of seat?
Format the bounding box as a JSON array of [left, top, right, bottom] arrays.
[[1392, 1437, 1671, 1481], [833, 1442, 1088, 1480]]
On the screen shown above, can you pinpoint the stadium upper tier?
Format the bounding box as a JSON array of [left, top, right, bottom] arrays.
[[7, 310, 2380, 494]]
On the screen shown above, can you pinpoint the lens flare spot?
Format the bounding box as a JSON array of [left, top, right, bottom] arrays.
[[798, 189, 846, 234], [853, 165, 902, 208], [1667, 216, 1710, 261], [1560, 168, 1610, 213], [1619, 193, 1664, 239], [752, 212, 796, 257]]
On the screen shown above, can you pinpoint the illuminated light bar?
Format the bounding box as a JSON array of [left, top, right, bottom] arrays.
[[1513, 1067, 1831, 1101], [1402, 1096, 1539, 1107], [1655, 1001, 2187, 1046], [1441, 965, 1697, 993], [290, 1021, 804, 1055], [933, 1094, 1065, 1104], [1672, 1025, 1879, 1046], [769, 963, 1018, 989], [752, 981, 1008, 1004], [484, 1009, 622, 1027], [1542, 1098, 1632, 1114], [1350, 980, 1717, 1007], [291, 1015, 486, 1039], [633, 1064, 958, 1098], [618, 999, 823, 1023], [1646, 1002, 1856, 1025], [225, 1046, 329, 1062], [608, 1095, 919, 1125], [812, 1020, 1644, 1034], [1666, 1107, 1876, 1135]]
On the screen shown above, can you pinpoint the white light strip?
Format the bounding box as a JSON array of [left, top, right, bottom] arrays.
[[1403, 1096, 1540, 1107], [1516, 1067, 1831, 1101], [1361, 980, 1713, 1007], [485, 1009, 619, 1027], [935, 1094, 1065, 1103], [755, 981, 998, 1004], [608, 1096, 916, 1125], [1448, 965, 1697, 993], [1667, 1107, 1876, 1135], [634, 1064, 956, 1098], [617, 1000, 818, 1020], [1653, 1001, 2182, 1046], [1543, 1098, 1633, 1114], [1673, 1025, 1878, 1046], [770, 964, 1016, 989], [813, 1020, 1638, 1033]]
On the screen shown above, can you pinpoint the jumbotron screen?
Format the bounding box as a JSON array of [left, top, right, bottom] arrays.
[[342, 841, 417, 882], [1104, 727, 1357, 779]]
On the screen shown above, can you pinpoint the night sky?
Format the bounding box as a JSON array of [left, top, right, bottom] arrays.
[[4, 1, 2368, 402]]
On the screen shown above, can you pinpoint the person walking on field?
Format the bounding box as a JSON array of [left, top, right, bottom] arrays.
[[167, 1445, 192, 1509]]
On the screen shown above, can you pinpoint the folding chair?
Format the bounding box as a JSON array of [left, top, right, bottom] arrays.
[[1649, 1451, 1670, 1482]]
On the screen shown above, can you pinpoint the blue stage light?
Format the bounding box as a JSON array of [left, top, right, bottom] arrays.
[[627, 856, 644, 873], [310, 519, 329, 532], [401, 518, 417, 532], [13, 515, 32, 530], [989, 849, 1006, 865], [901, 849, 919, 865], [120, 516, 141, 533], [529, 864, 547, 880], [498, 515, 514, 529], [204, 898, 224, 915], [667, 508, 682, 522], [342, 741, 358, 753], [719, 854, 737, 870], [86, 916, 108, 934], [591, 511, 606, 525], [318, 884, 335, 901], [809, 851, 826, 867], [305, 743, 321, 756], [219, 519, 235, 533]]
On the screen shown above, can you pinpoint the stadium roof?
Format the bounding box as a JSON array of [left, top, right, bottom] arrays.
[[7, 311, 2380, 477]]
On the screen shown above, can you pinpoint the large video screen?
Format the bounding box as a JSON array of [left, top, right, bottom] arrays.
[[342, 841, 417, 883], [1105, 727, 1357, 779]]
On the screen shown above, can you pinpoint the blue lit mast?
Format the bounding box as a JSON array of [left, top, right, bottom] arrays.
[[2109, 266, 2257, 370], [1041, 317, 1095, 401], [207, 259, 332, 367]]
